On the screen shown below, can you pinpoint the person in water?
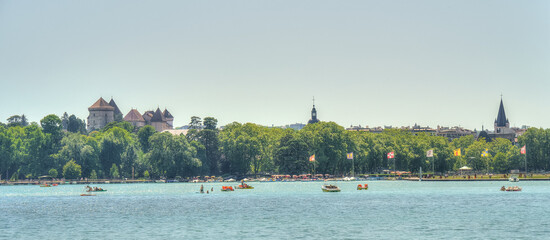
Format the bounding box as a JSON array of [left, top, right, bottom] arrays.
[[200, 184, 204, 193]]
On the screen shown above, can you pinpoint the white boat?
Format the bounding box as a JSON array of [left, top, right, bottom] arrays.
[[322, 184, 341, 192], [509, 175, 519, 182]]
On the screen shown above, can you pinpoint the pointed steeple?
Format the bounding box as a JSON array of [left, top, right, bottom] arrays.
[[495, 97, 509, 127]]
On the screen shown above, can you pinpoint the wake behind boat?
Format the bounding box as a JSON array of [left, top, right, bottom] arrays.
[[322, 184, 341, 192]]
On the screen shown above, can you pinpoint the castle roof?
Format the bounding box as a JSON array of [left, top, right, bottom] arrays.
[[495, 98, 509, 127], [151, 108, 166, 122], [88, 97, 115, 111], [109, 98, 122, 116], [123, 109, 145, 122], [163, 109, 173, 119]]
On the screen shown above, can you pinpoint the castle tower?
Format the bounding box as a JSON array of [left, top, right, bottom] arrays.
[[123, 109, 146, 128], [163, 108, 174, 129], [307, 97, 320, 124], [150, 107, 168, 132], [109, 98, 123, 121], [87, 97, 115, 131]]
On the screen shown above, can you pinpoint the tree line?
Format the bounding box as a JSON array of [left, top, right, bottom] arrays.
[[1, 114, 549, 180]]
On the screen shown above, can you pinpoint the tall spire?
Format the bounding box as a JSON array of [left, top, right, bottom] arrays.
[[495, 97, 509, 127]]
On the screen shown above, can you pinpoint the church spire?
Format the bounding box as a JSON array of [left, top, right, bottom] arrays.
[[495, 96, 509, 128]]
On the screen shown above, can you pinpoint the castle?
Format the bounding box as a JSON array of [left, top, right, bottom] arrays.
[[87, 97, 173, 132]]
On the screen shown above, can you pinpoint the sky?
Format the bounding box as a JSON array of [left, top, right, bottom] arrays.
[[1, 0, 549, 130]]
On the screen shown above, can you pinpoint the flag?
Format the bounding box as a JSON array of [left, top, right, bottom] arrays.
[[521, 145, 526, 155], [426, 149, 433, 158], [454, 149, 461, 156], [347, 152, 354, 160], [481, 149, 489, 157], [387, 151, 395, 159], [309, 154, 315, 162]]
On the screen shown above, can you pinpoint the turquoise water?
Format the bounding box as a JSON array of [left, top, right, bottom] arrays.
[[1, 181, 549, 239]]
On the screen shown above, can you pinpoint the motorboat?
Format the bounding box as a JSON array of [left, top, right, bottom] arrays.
[[357, 184, 368, 190], [236, 184, 254, 189], [221, 186, 234, 191], [509, 176, 519, 182], [322, 184, 341, 192], [501, 186, 522, 192]]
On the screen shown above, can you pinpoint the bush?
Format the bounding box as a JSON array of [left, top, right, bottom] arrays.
[[63, 160, 82, 179]]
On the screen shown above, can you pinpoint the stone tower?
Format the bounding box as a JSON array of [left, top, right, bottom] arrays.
[[87, 97, 115, 131], [109, 98, 123, 121], [163, 108, 174, 129], [150, 107, 168, 132]]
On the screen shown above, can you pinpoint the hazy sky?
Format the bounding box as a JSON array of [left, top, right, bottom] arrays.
[[1, 0, 549, 130]]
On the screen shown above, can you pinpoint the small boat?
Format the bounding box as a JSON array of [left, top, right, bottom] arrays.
[[509, 176, 519, 182], [501, 186, 522, 192], [236, 184, 254, 189], [221, 186, 234, 191], [87, 189, 107, 192], [322, 184, 341, 192], [80, 193, 96, 196], [357, 184, 368, 190], [40, 184, 52, 187]]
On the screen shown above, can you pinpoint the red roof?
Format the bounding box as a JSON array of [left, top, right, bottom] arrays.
[[123, 109, 145, 122], [88, 97, 115, 111]]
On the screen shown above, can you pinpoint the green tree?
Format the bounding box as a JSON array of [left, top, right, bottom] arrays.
[[137, 125, 156, 152], [90, 170, 98, 179], [48, 168, 58, 178], [148, 132, 201, 178], [63, 160, 82, 179], [198, 117, 221, 175], [67, 114, 86, 134], [275, 130, 310, 174], [7, 115, 23, 128], [110, 163, 120, 179]]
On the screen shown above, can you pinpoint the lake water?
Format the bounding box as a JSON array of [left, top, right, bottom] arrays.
[[1, 180, 549, 239]]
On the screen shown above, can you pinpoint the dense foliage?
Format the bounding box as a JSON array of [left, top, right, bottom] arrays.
[[0, 114, 548, 180]]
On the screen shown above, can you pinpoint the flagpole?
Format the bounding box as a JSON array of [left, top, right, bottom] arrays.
[[525, 145, 527, 178], [351, 155, 355, 177], [432, 156, 434, 177]]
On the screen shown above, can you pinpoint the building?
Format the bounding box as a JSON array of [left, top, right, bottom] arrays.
[[286, 123, 306, 130], [163, 109, 174, 129], [87, 97, 115, 131], [437, 126, 475, 140], [486, 98, 516, 142], [87, 97, 174, 132], [150, 108, 171, 132], [307, 99, 320, 124], [123, 109, 146, 128]]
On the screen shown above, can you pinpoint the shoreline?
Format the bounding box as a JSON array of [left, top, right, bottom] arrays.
[[2, 177, 550, 185]]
